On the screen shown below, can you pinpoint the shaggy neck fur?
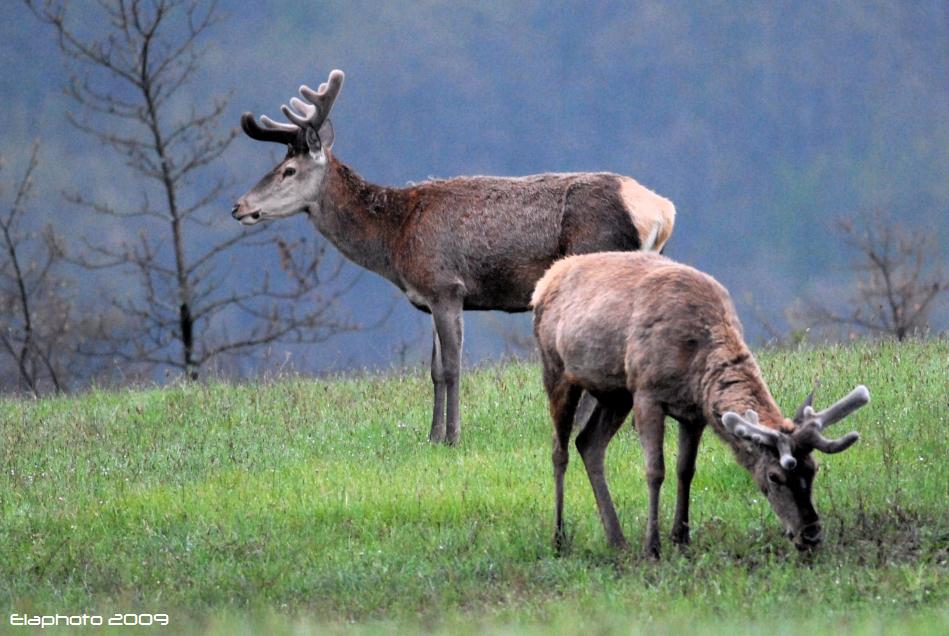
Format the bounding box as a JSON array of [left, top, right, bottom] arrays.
[[311, 155, 405, 282], [700, 329, 789, 471]]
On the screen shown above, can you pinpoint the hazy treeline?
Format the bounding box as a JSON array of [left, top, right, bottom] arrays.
[[1, 1, 946, 393]]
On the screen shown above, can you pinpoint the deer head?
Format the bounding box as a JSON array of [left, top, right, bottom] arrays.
[[232, 70, 343, 225], [722, 384, 870, 550]]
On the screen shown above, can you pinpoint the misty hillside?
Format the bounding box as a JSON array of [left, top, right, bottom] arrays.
[[1, 0, 946, 374]]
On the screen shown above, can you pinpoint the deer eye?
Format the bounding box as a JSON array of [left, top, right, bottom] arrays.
[[282, 167, 297, 178]]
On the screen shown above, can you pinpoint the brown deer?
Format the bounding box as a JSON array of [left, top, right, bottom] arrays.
[[531, 251, 870, 557], [232, 70, 675, 444]]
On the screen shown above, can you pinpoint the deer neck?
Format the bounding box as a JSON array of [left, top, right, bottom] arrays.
[[309, 156, 404, 282], [702, 346, 788, 471]]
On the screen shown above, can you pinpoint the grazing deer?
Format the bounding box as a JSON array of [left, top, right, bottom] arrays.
[[531, 251, 870, 557], [232, 70, 676, 444]]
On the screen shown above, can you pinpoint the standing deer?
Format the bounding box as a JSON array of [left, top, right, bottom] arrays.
[[531, 252, 870, 557], [232, 70, 676, 444]]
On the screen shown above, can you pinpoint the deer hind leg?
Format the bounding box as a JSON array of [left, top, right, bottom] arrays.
[[546, 376, 582, 554], [671, 421, 703, 546], [542, 359, 582, 553], [431, 295, 464, 445], [633, 394, 666, 559], [428, 324, 447, 444], [575, 393, 632, 550]]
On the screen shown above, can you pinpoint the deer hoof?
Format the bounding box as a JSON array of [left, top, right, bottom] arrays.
[[608, 536, 631, 552], [643, 540, 661, 560], [553, 531, 570, 556], [670, 526, 691, 546]]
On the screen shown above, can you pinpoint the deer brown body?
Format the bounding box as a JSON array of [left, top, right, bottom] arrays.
[[531, 251, 869, 557], [233, 70, 675, 444]]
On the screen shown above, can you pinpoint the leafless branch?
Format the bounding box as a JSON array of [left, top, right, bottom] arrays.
[[0, 142, 72, 395], [26, 0, 359, 382], [797, 210, 947, 341]]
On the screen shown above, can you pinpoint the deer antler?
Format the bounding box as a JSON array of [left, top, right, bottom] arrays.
[[794, 385, 869, 455], [722, 410, 797, 470], [281, 70, 344, 133], [792, 378, 820, 424], [240, 70, 345, 147], [794, 426, 861, 454], [240, 112, 299, 145], [804, 385, 870, 430]]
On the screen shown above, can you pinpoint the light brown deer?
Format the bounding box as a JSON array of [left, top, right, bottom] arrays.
[[233, 70, 675, 444], [531, 251, 870, 557]]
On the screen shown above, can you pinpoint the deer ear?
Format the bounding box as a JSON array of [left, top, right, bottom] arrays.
[[305, 126, 321, 153], [305, 119, 334, 157], [318, 118, 335, 150]]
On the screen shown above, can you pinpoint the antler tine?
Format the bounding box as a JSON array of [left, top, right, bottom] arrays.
[[795, 427, 860, 455], [280, 103, 310, 129], [277, 97, 313, 128], [289, 97, 315, 116], [812, 385, 870, 430], [260, 115, 298, 133], [723, 410, 797, 470], [240, 112, 297, 145], [723, 410, 778, 443], [793, 378, 820, 424], [297, 69, 345, 131]]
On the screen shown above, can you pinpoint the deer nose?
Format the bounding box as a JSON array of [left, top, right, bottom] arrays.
[[794, 522, 822, 550], [802, 522, 822, 542], [231, 203, 241, 219]]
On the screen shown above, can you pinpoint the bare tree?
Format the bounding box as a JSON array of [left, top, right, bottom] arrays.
[[27, 0, 356, 380], [801, 211, 946, 341], [0, 143, 71, 395]]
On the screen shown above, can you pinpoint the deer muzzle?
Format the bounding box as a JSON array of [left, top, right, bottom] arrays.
[[794, 521, 823, 550], [231, 202, 262, 224]]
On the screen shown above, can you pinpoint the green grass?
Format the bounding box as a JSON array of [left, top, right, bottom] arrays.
[[1, 340, 946, 634]]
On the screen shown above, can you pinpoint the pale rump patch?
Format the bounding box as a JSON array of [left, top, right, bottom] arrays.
[[618, 177, 676, 252]]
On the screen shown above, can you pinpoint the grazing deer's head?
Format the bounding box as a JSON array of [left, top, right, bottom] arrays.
[[723, 385, 870, 551], [232, 70, 343, 225]]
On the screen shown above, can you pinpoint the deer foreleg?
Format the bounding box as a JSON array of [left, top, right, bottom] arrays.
[[428, 325, 447, 444], [634, 395, 666, 559], [431, 296, 463, 445], [671, 422, 703, 546]]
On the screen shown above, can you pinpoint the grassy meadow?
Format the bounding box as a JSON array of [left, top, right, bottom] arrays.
[[1, 339, 946, 634]]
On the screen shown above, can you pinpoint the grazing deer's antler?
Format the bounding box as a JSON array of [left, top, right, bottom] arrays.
[[793, 378, 820, 424], [794, 426, 861, 454], [793, 385, 869, 454], [722, 410, 797, 470], [806, 385, 870, 430]]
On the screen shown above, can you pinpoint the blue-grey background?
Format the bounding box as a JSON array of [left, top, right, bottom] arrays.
[[2, 0, 946, 374]]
